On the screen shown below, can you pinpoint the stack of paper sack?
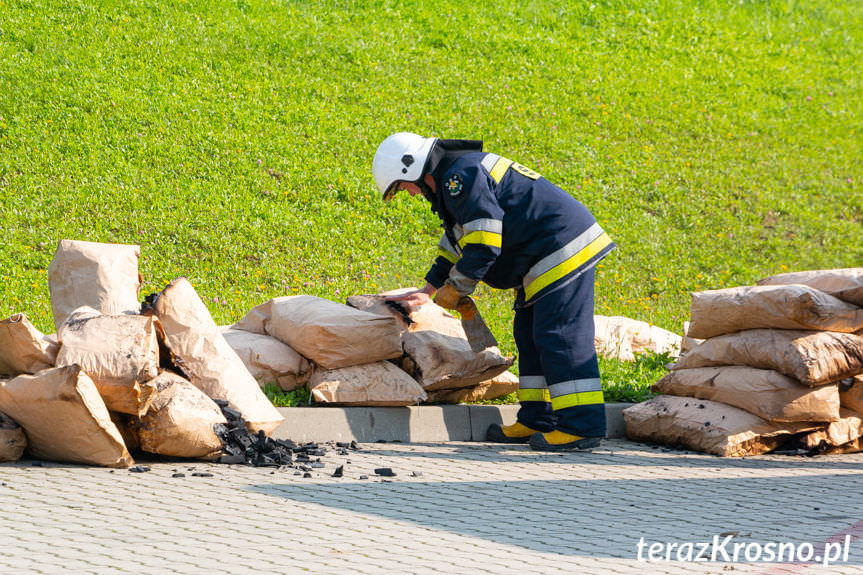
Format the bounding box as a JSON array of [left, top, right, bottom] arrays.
[[624, 268, 863, 456]]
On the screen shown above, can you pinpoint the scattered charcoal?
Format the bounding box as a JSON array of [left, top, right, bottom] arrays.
[[336, 442, 351, 448], [306, 449, 327, 457], [350, 441, 359, 450], [213, 399, 230, 408], [303, 472, 312, 478], [129, 465, 151, 473], [172, 473, 185, 478], [410, 471, 423, 478], [298, 464, 312, 472], [295, 453, 311, 462], [223, 407, 243, 421], [359, 475, 368, 480], [309, 462, 325, 469], [191, 472, 213, 477], [337, 449, 348, 456], [374, 468, 396, 477], [332, 465, 344, 478]]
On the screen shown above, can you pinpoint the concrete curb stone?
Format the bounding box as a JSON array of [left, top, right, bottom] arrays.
[[273, 403, 630, 443]]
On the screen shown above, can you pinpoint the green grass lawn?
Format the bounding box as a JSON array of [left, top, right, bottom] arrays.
[[1, 0, 860, 401]]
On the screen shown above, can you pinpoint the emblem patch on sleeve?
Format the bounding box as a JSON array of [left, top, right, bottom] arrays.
[[445, 174, 464, 197]]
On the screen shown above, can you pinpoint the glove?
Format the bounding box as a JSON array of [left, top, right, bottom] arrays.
[[433, 283, 462, 310]]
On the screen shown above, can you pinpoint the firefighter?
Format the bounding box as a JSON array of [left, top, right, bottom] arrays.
[[372, 133, 616, 451]]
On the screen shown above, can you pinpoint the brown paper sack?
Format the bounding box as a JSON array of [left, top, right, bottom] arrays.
[[129, 372, 226, 460], [672, 329, 863, 386], [222, 328, 310, 391], [153, 278, 283, 434], [688, 285, 863, 339], [0, 313, 59, 376], [653, 366, 840, 422], [426, 370, 519, 404], [55, 307, 159, 416], [758, 268, 863, 307], [110, 412, 139, 452], [48, 239, 142, 332], [623, 395, 818, 457], [839, 375, 863, 412], [0, 407, 27, 462], [347, 293, 513, 391], [237, 296, 403, 370], [593, 315, 682, 361], [798, 409, 863, 451], [310, 362, 428, 406], [0, 366, 133, 467]]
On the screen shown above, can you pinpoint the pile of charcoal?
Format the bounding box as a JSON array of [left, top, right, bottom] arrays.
[[213, 400, 357, 469]]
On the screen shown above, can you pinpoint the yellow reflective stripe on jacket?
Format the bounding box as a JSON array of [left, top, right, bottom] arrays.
[[437, 234, 460, 263], [481, 153, 513, 184], [524, 225, 613, 300], [551, 390, 605, 410], [517, 388, 551, 402], [436, 247, 459, 264], [458, 230, 503, 249]]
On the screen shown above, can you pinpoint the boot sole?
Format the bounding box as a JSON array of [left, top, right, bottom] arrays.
[[529, 435, 602, 452]]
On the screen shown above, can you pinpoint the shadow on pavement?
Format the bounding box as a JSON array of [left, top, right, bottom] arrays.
[[249, 474, 863, 563], [361, 441, 863, 472]]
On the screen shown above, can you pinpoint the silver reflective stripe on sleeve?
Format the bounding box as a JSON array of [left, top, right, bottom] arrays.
[[481, 153, 500, 173], [438, 234, 460, 257], [523, 223, 606, 288], [519, 376, 547, 389], [548, 378, 603, 399], [463, 218, 503, 234]]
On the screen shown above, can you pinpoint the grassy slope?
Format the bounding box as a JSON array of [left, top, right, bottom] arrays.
[[1, 0, 861, 389]]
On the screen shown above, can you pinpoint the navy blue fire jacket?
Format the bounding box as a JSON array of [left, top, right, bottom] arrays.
[[424, 151, 615, 307]]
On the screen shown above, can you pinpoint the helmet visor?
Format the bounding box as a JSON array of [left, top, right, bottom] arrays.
[[382, 180, 401, 202]]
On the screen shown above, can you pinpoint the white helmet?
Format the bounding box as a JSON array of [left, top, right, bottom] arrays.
[[372, 132, 438, 202]]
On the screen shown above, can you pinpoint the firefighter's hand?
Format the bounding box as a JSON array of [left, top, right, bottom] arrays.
[[433, 283, 461, 310], [384, 283, 436, 311]]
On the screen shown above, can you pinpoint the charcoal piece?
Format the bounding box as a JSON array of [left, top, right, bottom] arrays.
[[337, 449, 348, 456], [310, 462, 325, 469], [275, 439, 297, 451], [332, 465, 344, 478], [303, 472, 312, 478], [374, 468, 396, 477], [298, 464, 311, 472], [295, 453, 310, 462], [219, 453, 246, 465], [350, 441, 359, 450], [359, 475, 368, 480], [172, 473, 185, 478], [336, 442, 350, 448], [307, 449, 327, 457], [410, 471, 423, 477], [129, 465, 151, 473], [223, 407, 243, 421], [191, 472, 214, 477], [213, 399, 229, 408]]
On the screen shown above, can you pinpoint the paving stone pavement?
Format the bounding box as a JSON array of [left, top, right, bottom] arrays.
[[2, 439, 863, 574]]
